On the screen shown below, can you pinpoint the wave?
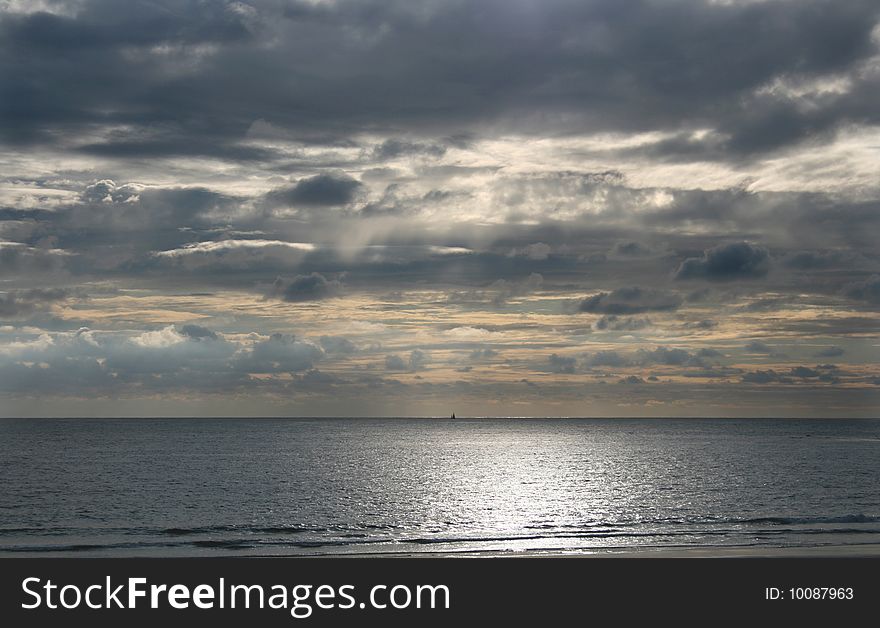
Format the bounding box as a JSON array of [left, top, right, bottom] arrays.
[[733, 514, 880, 525], [2, 514, 879, 555], [2, 514, 878, 539]]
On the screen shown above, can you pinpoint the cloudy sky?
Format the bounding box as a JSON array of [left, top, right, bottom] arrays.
[[0, 0, 878, 417]]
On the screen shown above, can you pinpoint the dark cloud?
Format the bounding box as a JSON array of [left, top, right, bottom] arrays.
[[0, 1, 878, 416], [508, 243, 552, 261], [744, 341, 774, 354], [773, 316, 880, 337], [2, 0, 878, 157], [685, 288, 712, 303], [842, 275, 880, 304], [265, 174, 362, 207], [547, 353, 576, 374], [77, 139, 278, 162], [637, 347, 705, 367], [675, 242, 770, 281], [585, 350, 628, 368], [577, 287, 682, 314], [741, 366, 836, 384], [235, 334, 322, 373], [685, 319, 718, 330], [371, 139, 446, 160], [612, 242, 653, 257], [696, 348, 723, 358], [741, 370, 791, 384], [409, 349, 428, 371], [782, 250, 864, 270], [741, 298, 790, 312], [385, 350, 428, 372], [619, 375, 645, 385], [594, 315, 652, 331], [469, 347, 499, 360], [320, 336, 357, 355], [814, 346, 845, 358], [0, 287, 70, 317], [0, 3, 255, 52], [269, 273, 343, 302], [178, 324, 218, 341], [0, 243, 69, 278], [385, 354, 407, 371], [447, 273, 543, 307], [790, 366, 821, 379]]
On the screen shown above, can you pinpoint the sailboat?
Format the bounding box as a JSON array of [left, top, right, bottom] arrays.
[[451, 412, 456, 419]]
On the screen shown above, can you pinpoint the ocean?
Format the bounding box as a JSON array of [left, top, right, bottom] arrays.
[[1, 418, 878, 556]]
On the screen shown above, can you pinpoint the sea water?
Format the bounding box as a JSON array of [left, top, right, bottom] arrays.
[[1, 418, 878, 556]]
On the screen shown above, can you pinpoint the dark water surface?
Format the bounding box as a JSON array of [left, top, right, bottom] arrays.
[[1, 418, 878, 556]]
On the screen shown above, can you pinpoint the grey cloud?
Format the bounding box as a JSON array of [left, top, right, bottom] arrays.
[[619, 375, 645, 385], [508, 243, 552, 261], [742, 366, 832, 384], [0, 243, 69, 277], [782, 250, 864, 270], [77, 139, 278, 162], [546, 353, 576, 374], [0, 326, 342, 394], [585, 350, 628, 368], [81, 179, 140, 204], [636, 347, 705, 367], [696, 348, 723, 358], [675, 242, 770, 281], [2, 0, 877, 157], [469, 347, 499, 360], [741, 370, 791, 384], [371, 139, 446, 160], [105, 334, 236, 376], [179, 324, 218, 341], [594, 315, 652, 331], [790, 366, 821, 378], [0, 0, 878, 415], [235, 334, 323, 373], [741, 298, 788, 312], [447, 273, 543, 307], [385, 354, 407, 371], [842, 275, 880, 304], [578, 287, 682, 314], [409, 349, 428, 371], [43, 182, 244, 261], [814, 346, 845, 358], [265, 174, 362, 207], [385, 350, 428, 372], [685, 319, 717, 330], [744, 341, 774, 354], [773, 316, 880, 337], [685, 288, 712, 303], [0, 287, 70, 317], [1, 2, 255, 52], [269, 273, 343, 302], [320, 336, 357, 355], [612, 242, 653, 257]]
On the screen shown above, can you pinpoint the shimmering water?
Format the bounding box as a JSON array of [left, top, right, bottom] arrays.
[[1, 418, 878, 556]]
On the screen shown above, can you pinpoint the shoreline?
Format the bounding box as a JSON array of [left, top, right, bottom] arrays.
[[5, 544, 880, 559], [260, 543, 880, 559]]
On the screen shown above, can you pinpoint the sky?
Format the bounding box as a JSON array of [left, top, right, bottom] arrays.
[[0, 0, 878, 417]]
